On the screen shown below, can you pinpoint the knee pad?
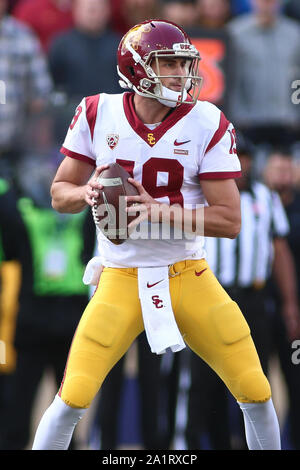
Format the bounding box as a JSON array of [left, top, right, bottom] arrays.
[[211, 301, 250, 345], [237, 369, 271, 403], [60, 375, 99, 409]]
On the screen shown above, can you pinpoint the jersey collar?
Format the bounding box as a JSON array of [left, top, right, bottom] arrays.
[[123, 92, 196, 147]]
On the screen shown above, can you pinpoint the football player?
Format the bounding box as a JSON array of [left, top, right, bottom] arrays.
[[32, 20, 281, 450]]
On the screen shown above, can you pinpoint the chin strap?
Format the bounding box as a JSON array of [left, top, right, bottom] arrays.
[[156, 85, 188, 108]]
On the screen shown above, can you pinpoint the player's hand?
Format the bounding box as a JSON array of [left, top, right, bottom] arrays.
[[85, 164, 109, 207], [126, 178, 161, 229]]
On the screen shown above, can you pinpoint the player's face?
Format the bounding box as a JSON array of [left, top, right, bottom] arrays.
[[151, 57, 191, 92]]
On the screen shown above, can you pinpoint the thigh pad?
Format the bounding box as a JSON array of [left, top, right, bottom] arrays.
[[83, 302, 119, 348], [211, 301, 250, 345]]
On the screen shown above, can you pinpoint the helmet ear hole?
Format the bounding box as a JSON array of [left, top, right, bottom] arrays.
[[128, 66, 135, 77]]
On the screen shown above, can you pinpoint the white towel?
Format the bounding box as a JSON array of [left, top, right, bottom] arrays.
[[82, 257, 103, 286], [137, 266, 186, 355]]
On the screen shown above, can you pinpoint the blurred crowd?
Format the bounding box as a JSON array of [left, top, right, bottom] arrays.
[[0, 0, 300, 451]]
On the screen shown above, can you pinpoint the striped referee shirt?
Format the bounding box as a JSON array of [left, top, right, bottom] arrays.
[[205, 181, 290, 288]]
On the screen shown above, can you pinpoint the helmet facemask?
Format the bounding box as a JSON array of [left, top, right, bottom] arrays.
[[118, 42, 203, 107]]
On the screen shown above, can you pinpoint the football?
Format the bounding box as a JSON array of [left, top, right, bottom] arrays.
[[92, 163, 139, 245]]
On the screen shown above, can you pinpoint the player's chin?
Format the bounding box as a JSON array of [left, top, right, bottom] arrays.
[[168, 82, 185, 92], [169, 86, 182, 92]]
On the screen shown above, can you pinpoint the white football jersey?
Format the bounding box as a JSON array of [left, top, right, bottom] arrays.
[[61, 92, 241, 268]]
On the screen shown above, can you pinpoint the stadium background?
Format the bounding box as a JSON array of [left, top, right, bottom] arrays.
[[0, 0, 300, 450]]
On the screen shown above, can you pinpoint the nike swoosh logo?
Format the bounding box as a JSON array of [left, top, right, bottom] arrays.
[[195, 268, 207, 277], [147, 280, 163, 288], [174, 139, 191, 146]]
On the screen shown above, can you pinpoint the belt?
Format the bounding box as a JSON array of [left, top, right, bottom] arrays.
[[168, 259, 203, 277], [105, 258, 207, 278]]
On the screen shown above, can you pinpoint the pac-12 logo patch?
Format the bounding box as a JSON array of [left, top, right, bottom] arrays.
[[106, 134, 119, 150]]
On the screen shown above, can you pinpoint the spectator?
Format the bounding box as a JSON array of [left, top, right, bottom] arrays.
[[161, 0, 197, 28], [0, 177, 22, 441], [0, 0, 52, 178], [0, 137, 96, 449], [48, 0, 121, 103], [263, 151, 300, 337], [186, 133, 300, 449], [196, 0, 231, 29], [227, 0, 300, 147], [263, 150, 300, 449], [110, 0, 159, 36], [178, 0, 232, 112], [13, 0, 73, 51], [264, 151, 300, 331]]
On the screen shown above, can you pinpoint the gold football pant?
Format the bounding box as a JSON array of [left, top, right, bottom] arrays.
[[58, 259, 271, 408]]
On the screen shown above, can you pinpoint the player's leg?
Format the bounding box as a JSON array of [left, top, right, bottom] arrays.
[[171, 259, 280, 450], [32, 268, 144, 450]]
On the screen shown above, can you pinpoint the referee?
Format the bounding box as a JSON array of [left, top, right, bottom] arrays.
[[185, 134, 300, 450]]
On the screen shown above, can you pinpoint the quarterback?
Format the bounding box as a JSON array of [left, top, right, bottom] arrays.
[[32, 20, 281, 450]]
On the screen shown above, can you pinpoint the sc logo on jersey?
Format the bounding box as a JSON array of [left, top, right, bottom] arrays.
[[147, 133, 156, 146]]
